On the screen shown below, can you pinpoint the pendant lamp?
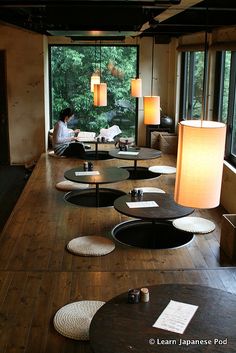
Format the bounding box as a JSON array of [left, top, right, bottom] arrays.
[[91, 72, 100, 93], [174, 23, 226, 209], [90, 44, 100, 92], [131, 78, 142, 97], [131, 38, 142, 98], [94, 83, 107, 106], [94, 43, 107, 107], [143, 37, 160, 125]]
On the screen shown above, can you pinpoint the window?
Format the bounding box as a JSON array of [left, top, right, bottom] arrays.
[[49, 45, 138, 139], [214, 51, 236, 167], [179, 51, 204, 120]]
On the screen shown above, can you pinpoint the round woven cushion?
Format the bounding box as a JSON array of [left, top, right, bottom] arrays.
[[149, 165, 176, 174], [138, 187, 165, 193], [67, 236, 115, 256], [56, 180, 89, 191], [173, 217, 215, 234], [48, 151, 66, 158], [53, 300, 105, 340]]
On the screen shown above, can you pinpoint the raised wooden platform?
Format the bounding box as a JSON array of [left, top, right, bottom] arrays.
[[0, 151, 235, 353]]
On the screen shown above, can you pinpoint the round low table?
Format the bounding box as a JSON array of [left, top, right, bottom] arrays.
[[90, 284, 236, 353], [112, 193, 194, 249], [64, 167, 129, 207], [109, 147, 161, 180]]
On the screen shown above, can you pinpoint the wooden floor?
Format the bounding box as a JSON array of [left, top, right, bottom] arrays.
[[0, 147, 236, 353]]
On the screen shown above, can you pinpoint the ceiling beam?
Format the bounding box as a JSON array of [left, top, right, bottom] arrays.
[[140, 0, 203, 32]]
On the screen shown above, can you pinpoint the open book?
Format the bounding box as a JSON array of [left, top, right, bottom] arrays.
[[76, 131, 96, 141]]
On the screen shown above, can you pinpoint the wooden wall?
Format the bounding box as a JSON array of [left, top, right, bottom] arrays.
[[0, 22, 45, 164]]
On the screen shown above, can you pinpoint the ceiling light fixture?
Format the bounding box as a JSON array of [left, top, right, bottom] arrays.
[[174, 2, 226, 209], [131, 37, 142, 98], [143, 36, 160, 125], [94, 43, 107, 106], [131, 78, 142, 98], [90, 42, 100, 92]]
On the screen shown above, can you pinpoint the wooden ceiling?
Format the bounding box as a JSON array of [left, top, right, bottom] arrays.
[[0, 0, 236, 40]]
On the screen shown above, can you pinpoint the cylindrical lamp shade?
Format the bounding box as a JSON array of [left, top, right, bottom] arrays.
[[143, 96, 160, 125], [90, 74, 100, 92], [174, 120, 226, 209], [131, 78, 142, 97], [94, 83, 107, 106]]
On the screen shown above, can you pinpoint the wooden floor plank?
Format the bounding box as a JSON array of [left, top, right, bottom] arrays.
[[0, 151, 235, 352]]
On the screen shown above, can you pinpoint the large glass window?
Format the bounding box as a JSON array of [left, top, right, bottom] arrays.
[[49, 45, 138, 139], [180, 51, 204, 120], [214, 51, 236, 167]]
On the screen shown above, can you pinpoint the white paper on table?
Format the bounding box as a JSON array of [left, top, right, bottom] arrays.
[[153, 300, 198, 334], [118, 151, 139, 156], [76, 131, 96, 141], [75, 171, 100, 176], [126, 201, 159, 208]]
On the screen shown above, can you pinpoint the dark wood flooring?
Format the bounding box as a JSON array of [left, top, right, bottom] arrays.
[[0, 149, 236, 353], [0, 165, 27, 231]]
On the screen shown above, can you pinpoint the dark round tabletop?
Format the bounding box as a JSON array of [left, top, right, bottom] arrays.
[[109, 147, 161, 161], [113, 193, 194, 221], [90, 284, 236, 353], [64, 166, 129, 185]]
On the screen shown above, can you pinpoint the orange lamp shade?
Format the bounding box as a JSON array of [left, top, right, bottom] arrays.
[[143, 96, 160, 125], [174, 120, 226, 209], [131, 78, 142, 97], [94, 83, 107, 106], [90, 73, 100, 92]]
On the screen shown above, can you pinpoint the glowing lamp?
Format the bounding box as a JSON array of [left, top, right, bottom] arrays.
[[143, 96, 160, 125], [94, 83, 107, 106], [174, 120, 226, 209]]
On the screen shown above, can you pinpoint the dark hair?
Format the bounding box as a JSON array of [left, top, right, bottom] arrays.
[[59, 107, 74, 121]]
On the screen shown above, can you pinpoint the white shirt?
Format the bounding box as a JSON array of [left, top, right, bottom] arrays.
[[52, 120, 73, 155]]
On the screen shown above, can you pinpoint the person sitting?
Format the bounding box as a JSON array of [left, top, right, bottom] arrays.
[[52, 107, 86, 158]]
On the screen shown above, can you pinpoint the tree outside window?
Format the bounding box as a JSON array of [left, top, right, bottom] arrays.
[[49, 45, 138, 139]]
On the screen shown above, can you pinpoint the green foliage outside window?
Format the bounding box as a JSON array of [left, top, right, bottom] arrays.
[[50, 45, 138, 138], [192, 52, 204, 119]]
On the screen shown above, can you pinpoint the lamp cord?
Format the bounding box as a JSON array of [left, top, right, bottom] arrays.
[[100, 41, 102, 80], [95, 42, 97, 72], [151, 36, 154, 95], [201, 1, 209, 124]]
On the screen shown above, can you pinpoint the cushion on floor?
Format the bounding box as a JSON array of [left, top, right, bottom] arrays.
[[148, 165, 176, 174], [172, 217, 216, 234], [67, 236, 115, 256], [56, 180, 89, 191], [137, 187, 165, 193], [53, 300, 105, 340]]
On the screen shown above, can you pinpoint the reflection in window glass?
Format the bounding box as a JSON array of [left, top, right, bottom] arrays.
[[181, 51, 204, 120], [232, 91, 236, 157], [192, 52, 204, 119], [216, 50, 236, 167], [49, 45, 138, 139], [221, 51, 231, 123]]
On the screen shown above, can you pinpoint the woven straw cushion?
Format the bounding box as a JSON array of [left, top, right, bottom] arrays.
[[53, 300, 105, 340], [149, 165, 176, 174], [67, 236, 115, 256], [48, 151, 66, 158], [173, 217, 216, 234], [138, 187, 165, 193], [56, 180, 89, 191]]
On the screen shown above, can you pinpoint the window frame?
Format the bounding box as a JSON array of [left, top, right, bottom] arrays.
[[179, 50, 206, 121], [48, 43, 139, 141], [213, 50, 236, 167]]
